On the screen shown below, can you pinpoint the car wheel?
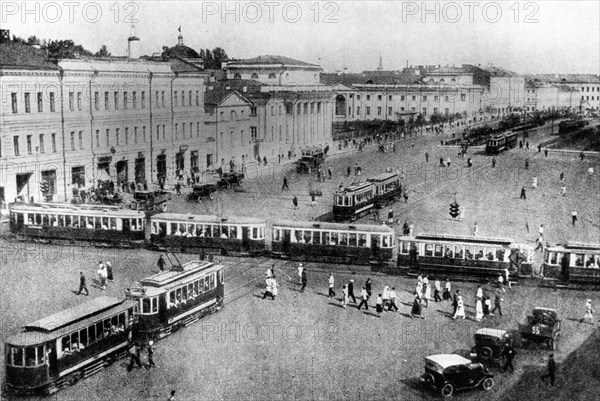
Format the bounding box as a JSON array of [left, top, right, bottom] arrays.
[[482, 377, 494, 391], [423, 373, 435, 387], [441, 383, 454, 398], [197, 197, 202, 204], [226, 182, 231, 189], [481, 347, 493, 359]]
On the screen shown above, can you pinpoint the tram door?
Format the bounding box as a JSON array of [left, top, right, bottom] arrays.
[[242, 226, 250, 251], [48, 343, 58, 377], [282, 229, 291, 254], [371, 234, 380, 260]]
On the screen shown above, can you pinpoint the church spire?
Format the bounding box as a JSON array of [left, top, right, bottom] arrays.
[[177, 26, 183, 46], [377, 53, 383, 71]]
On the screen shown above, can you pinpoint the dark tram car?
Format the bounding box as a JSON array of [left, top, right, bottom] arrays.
[[126, 260, 224, 339], [367, 172, 402, 209], [333, 182, 375, 221], [4, 296, 137, 395], [542, 242, 600, 283], [271, 220, 395, 265], [8, 202, 146, 246], [486, 131, 518, 154], [149, 213, 266, 255]]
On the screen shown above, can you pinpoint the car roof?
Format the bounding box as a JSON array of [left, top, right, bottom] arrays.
[[425, 354, 471, 369], [475, 328, 508, 338]]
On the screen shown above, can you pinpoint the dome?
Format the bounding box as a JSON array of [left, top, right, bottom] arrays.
[[164, 44, 200, 59]]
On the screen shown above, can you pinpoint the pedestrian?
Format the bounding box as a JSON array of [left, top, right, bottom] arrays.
[[175, 182, 181, 196], [560, 171, 564, 182], [434, 279, 442, 302], [357, 286, 369, 310], [282, 176, 289, 191], [271, 276, 279, 300], [483, 295, 491, 317], [388, 287, 399, 311], [540, 354, 556, 386], [157, 254, 166, 272], [538, 144, 542, 153], [440, 156, 445, 167], [581, 299, 593, 324], [328, 273, 336, 299], [297, 263, 303, 283], [561, 185, 566, 197], [423, 283, 431, 307], [571, 210, 578, 226], [365, 278, 373, 299], [580, 151, 585, 161], [263, 156, 267, 165], [452, 290, 460, 315], [425, 152, 429, 162], [382, 286, 391, 309], [520, 186, 526, 200], [127, 342, 143, 371], [498, 272, 506, 293], [106, 261, 113, 281], [292, 196, 298, 210], [97, 261, 107, 290], [588, 167, 594, 179], [168, 390, 176, 401], [544, 148, 548, 157], [300, 269, 307, 293], [347, 166, 351, 177], [265, 265, 273, 278], [443, 279, 451, 301], [341, 285, 348, 308], [492, 157, 496, 168], [467, 158, 472, 168], [476, 285, 483, 300], [262, 276, 274, 300], [519, 140, 523, 149], [311, 194, 316, 207], [472, 222, 478, 237], [411, 293, 424, 319], [453, 296, 466, 320], [403, 191, 409, 204], [491, 294, 503, 316], [446, 157, 451, 168], [526, 141, 529, 150], [525, 159, 529, 169], [146, 340, 157, 369], [328, 166, 333, 179], [475, 298, 483, 321], [501, 345, 516, 373], [387, 209, 394, 225], [504, 267, 511, 289], [408, 222, 414, 236], [77, 272, 89, 296], [532, 176, 538, 189], [539, 224, 544, 238], [347, 279, 356, 303]]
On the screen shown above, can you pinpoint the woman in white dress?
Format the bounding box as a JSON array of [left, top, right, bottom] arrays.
[[475, 298, 483, 321], [453, 296, 466, 320]]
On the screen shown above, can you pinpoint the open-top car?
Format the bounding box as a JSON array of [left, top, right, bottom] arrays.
[[518, 307, 561, 350], [131, 190, 171, 212], [296, 147, 324, 174], [470, 328, 515, 365], [217, 172, 244, 189], [420, 354, 494, 398], [187, 182, 217, 203]]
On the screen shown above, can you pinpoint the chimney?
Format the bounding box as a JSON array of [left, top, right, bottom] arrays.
[[242, 86, 248, 93], [127, 25, 140, 59]]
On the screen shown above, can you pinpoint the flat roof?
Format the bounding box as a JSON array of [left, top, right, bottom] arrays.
[[139, 261, 220, 288], [272, 220, 394, 233], [152, 213, 265, 225], [425, 354, 471, 369], [337, 182, 373, 193], [409, 233, 513, 245], [9, 202, 144, 218], [475, 328, 508, 338], [367, 173, 399, 183]]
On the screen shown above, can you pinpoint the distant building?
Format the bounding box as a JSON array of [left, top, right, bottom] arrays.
[[530, 74, 600, 113], [524, 79, 579, 112], [224, 55, 322, 86]]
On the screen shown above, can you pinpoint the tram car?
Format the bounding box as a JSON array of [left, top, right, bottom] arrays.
[[542, 242, 600, 283], [558, 119, 589, 134], [367, 173, 402, 209], [333, 182, 375, 221], [126, 258, 224, 340], [149, 213, 266, 255], [397, 233, 532, 278], [4, 296, 137, 395], [485, 131, 518, 154], [271, 220, 395, 265], [8, 202, 146, 247]]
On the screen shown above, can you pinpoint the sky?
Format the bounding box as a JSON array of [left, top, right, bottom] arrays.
[[2, 0, 599, 74]]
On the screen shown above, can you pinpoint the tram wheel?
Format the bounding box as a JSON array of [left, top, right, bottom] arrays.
[[66, 371, 82, 386]]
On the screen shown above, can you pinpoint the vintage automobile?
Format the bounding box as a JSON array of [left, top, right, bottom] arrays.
[[420, 354, 494, 398], [470, 328, 515, 365], [518, 307, 561, 350], [217, 172, 244, 189], [296, 147, 324, 174], [187, 183, 218, 203], [131, 190, 170, 213]]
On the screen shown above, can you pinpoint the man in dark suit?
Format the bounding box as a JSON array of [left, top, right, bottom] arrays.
[[452, 290, 460, 315], [541, 353, 556, 386], [77, 272, 89, 296], [501, 345, 516, 373], [347, 280, 356, 303]]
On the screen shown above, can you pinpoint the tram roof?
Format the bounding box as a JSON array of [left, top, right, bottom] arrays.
[[9, 202, 144, 217], [545, 242, 600, 253], [402, 233, 513, 245], [337, 182, 373, 193], [272, 220, 395, 233], [8, 297, 137, 346], [367, 173, 399, 183], [152, 213, 266, 225], [139, 261, 220, 288]]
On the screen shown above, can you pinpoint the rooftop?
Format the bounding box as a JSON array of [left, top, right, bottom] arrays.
[[0, 41, 60, 70], [227, 55, 321, 69]]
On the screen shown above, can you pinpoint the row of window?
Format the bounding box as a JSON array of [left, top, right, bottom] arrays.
[[59, 312, 129, 359], [9, 90, 201, 114], [151, 221, 265, 240], [20, 212, 144, 231], [399, 241, 508, 262], [545, 251, 600, 268], [166, 272, 220, 309], [354, 94, 466, 102], [273, 228, 393, 248], [335, 190, 375, 207], [581, 96, 597, 101], [13, 133, 57, 156], [355, 106, 459, 117], [581, 87, 597, 92]]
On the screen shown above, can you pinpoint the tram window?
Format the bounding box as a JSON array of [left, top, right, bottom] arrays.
[[465, 246, 473, 259], [584, 255, 595, 268], [294, 230, 302, 243], [176, 288, 182, 304], [169, 291, 176, 307], [185, 224, 193, 236], [474, 246, 484, 260], [142, 298, 151, 313], [358, 234, 367, 247], [425, 244, 434, 257], [303, 230, 312, 244], [35, 214, 42, 225], [321, 231, 330, 245], [119, 313, 126, 328], [329, 232, 338, 245], [230, 226, 238, 238], [434, 245, 443, 257], [219, 269, 224, 284], [103, 319, 111, 336], [252, 227, 258, 239], [311, 231, 320, 244], [337, 233, 346, 246], [593, 256, 600, 268], [95, 322, 103, 339], [110, 218, 117, 230], [548, 252, 557, 265], [25, 347, 37, 366], [36, 345, 45, 365], [80, 328, 88, 347], [384, 236, 392, 248], [400, 241, 409, 254], [94, 217, 101, 229], [170, 223, 177, 235], [198, 279, 204, 294], [454, 246, 464, 259], [13, 346, 24, 366], [193, 281, 199, 296], [344, 196, 351, 206], [61, 337, 70, 357], [445, 245, 453, 258], [88, 216, 95, 229], [213, 225, 221, 237], [156, 221, 166, 235], [70, 332, 80, 352], [58, 215, 65, 227], [182, 286, 188, 302], [348, 233, 357, 247], [65, 215, 72, 227], [151, 221, 158, 234], [575, 254, 584, 267], [222, 226, 229, 238], [188, 284, 194, 298], [496, 249, 505, 261], [88, 325, 96, 345], [486, 249, 495, 261], [210, 274, 215, 289], [204, 277, 210, 292], [274, 229, 281, 242], [50, 215, 57, 226], [41, 214, 48, 226]]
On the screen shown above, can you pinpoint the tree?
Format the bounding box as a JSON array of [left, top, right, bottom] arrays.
[[27, 35, 41, 45], [211, 47, 228, 67], [94, 45, 110, 57], [44, 39, 94, 59]]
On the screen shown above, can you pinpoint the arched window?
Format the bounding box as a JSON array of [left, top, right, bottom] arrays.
[[428, 78, 435, 83], [230, 110, 237, 120], [251, 73, 258, 79], [335, 95, 347, 116], [268, 73, 276, 79], [286, 73, 289, 79], [440, 79, 445, 83], [233, 73, 241, 80], [451, 78, 456, 82]]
